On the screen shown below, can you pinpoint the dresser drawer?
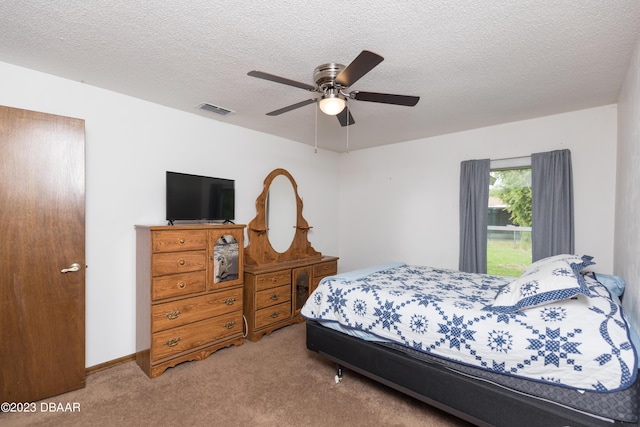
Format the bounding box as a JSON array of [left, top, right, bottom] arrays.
[[254, 301, 292, 329], [152, 250, 206, 276], [152, 271, 206, 300], [152, 230, 207, 253], [151, 311, 243, 361], [255, 270, 291, 291], [255, 284, 291, 310], [314, 261, 337, 278], [152, 287, 243, 332]]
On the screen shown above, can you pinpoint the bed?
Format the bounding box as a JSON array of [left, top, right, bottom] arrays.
[[301, 257, 639, 426]]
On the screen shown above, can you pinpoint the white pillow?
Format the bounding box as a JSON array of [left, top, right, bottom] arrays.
[[525, 254, 589, 272], [486, 255, 594, 313]]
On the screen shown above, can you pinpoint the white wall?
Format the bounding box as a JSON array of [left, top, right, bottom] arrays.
[[0, 59, 627, 368], [338, 106, 618, 274], [617, 34, 640, 335], [0, 61, 340, 367]]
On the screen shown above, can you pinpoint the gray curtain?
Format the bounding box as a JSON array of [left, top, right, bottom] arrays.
[[531, 149, 574, 261], [459, 159, 490, 273]]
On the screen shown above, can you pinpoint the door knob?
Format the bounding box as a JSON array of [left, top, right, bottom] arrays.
[[61, 263, 82, 273]]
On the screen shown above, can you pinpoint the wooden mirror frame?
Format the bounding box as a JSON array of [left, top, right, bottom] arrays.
[[244, 168, 321, 266]]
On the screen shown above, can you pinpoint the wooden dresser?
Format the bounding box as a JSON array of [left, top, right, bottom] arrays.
[[136, 224, 245, 378], [242, 168, 338, 341], [243, 256, 338, 341]]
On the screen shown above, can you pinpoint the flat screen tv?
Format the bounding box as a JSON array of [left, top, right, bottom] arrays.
[[166, 171, 235, 223]]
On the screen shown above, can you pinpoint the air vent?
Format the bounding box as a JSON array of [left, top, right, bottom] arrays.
[[198, 102, 235, 116]]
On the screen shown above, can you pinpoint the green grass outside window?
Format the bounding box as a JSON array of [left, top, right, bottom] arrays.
[[487, 239, 532, 277]]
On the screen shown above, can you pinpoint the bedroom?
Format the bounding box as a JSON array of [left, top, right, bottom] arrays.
[[1, 1, 640, 425]]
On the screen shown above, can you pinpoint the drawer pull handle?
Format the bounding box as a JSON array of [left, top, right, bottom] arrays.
[[270, 311, 280, 319], [165, 310, 181, 320], [270, 294, 280, 300], [165, 337, 181, 347], [179, 260, 185, 266], [179, 238, 185, 244], [271, 277, 279, 283], [178, 282, 186, 289], [224, 321, 236, 329], [224, 297, 236, 305]]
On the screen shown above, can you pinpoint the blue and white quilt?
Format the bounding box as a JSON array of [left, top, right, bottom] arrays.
[[301, 264, 637, 392]]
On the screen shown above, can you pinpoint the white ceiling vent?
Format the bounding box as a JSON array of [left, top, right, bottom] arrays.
[[198, 102, 235, 116]]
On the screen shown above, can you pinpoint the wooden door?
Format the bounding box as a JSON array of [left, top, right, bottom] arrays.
[[0, 105, 86, 402]]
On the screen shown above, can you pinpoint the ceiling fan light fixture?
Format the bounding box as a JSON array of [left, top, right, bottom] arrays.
[[249, 50, 420, 129], [318, 92, 346, 116]]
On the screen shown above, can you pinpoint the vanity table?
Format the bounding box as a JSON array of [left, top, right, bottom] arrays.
[[243, 169, 338, 341]]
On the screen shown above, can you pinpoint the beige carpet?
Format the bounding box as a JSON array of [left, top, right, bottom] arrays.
[[1, 323, 472, 426]]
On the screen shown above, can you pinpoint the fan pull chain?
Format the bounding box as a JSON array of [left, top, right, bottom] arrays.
[[346, 102, 350, 153], [314, 101, 318, 154]]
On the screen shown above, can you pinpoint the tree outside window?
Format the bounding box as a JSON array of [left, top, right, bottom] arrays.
[[487, 168, 532, 276]]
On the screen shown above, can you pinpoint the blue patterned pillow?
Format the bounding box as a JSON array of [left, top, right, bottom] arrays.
[[486, 255, 595, 313]]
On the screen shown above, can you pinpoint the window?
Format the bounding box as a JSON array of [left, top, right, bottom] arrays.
[[487, 160, 532, 276]]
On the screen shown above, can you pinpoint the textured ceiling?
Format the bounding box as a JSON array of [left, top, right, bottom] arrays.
[[1, 1, 640, 152]]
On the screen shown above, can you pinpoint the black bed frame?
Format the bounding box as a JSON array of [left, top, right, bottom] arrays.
[[306, 320, 638, 427]]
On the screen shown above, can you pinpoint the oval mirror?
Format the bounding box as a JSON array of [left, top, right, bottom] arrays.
[[266, 174, 297, 253], [245, 168, 321, 266]]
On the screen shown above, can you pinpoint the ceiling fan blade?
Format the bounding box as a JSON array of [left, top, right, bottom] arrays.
[[248, 70, 316, 91], [266, 99, 316, 116], [352, 91, 420, 106], [335, 50, 384, 87], [336, 107, 355, 127]]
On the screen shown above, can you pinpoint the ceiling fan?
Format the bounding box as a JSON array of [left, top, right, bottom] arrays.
[[248, 50, 420, 127]]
